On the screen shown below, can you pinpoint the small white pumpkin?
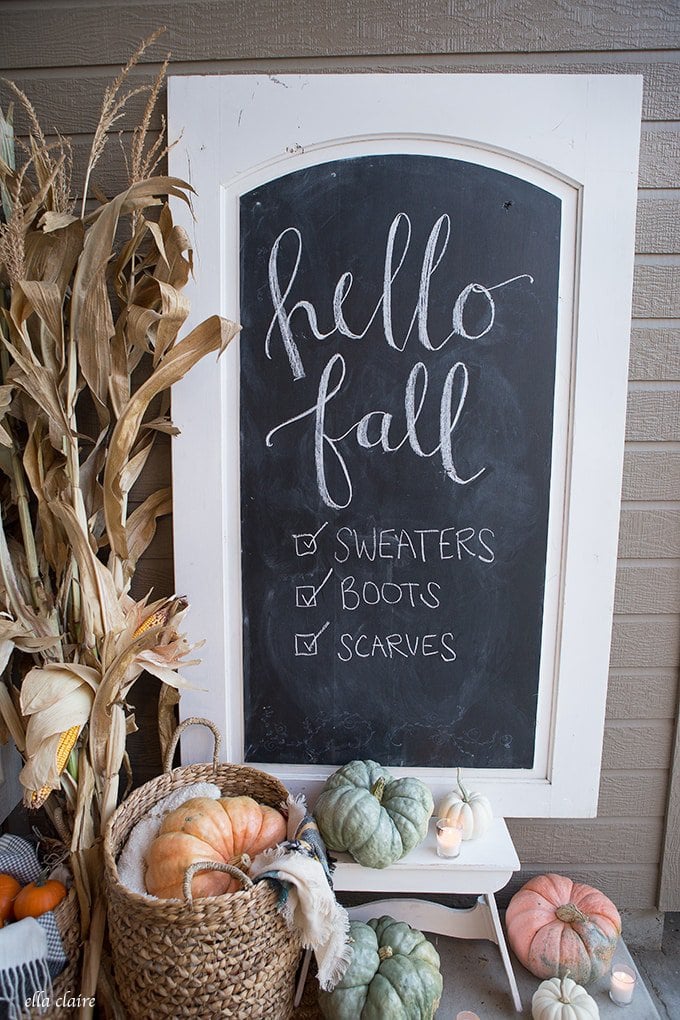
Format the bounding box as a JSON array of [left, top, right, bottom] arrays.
[[532, 975, 599, 1020], [436, 769, 492, 840]]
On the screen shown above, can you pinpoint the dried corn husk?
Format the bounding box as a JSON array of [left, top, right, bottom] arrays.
[[0, 30, 239, 1018]]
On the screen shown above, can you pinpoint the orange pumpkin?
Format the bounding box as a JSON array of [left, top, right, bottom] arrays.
[[0, 873, 22, 926], [13, 876, 67, 920], [506, 873, 621, 985], [145, 796, 287, 899]]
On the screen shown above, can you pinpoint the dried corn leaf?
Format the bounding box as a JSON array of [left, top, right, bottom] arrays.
[[99, 700, 126, 825], [71, 747, 96, 856], [133, 649, 199, 689], [18, 280, 64, 366], [20, 731, 62, 791], [25, 219, 83, 295], [39, 211, 78, 233], [124, 486, 171, 575], [0, 384, 13, 414], [3, 286, 71, 436], [0, 681, 25, 752], [104, 314, 238, 558], [0, 383, 13, 446], [88, 626, 163, 777], [112, 217, 148, 301], [21, 662, 100, 716], [0, 512, 56, 640], [50, 501, 123, 641], [71, 177, 192, 413], [145, 217, 169, 270], [22, 681, 93, 754], [142, 418, 179, 436], [118, 432, 154, 496], [153, 204, 193, 290], [22, 428, 69, 573], [74, 264, 114, 417], [157, 681, 179, 762], [0, 614, 60, 675], [23, 154, 67, 226], [79, 428, 107, 524]]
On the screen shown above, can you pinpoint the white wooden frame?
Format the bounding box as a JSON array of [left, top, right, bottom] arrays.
[[168, 74, 641, 817]]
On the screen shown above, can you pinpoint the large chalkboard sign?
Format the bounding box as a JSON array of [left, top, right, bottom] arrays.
[[239, 154, 561, 769], [170, 73, 642, 814]]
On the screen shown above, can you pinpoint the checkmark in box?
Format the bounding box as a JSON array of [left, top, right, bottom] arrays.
[[293, 521, 328, 558], [296, 586, 318, 608], [294, 620, 330, 656], [295, 568, 333, 608]]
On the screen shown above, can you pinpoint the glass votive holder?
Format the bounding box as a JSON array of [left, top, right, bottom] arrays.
[[435, 817, 463, 857], [609, 963, 637, 1005]]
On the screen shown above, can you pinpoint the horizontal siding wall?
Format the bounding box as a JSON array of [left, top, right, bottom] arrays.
[[2, 1, 679, 911]]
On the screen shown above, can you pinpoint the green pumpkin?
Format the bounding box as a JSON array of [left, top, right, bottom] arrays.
[[319, 916, 443, 1020], [314, 760, 434, 868]]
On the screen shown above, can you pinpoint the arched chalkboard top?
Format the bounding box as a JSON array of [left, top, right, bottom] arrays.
[[239, 152, 561, 770]]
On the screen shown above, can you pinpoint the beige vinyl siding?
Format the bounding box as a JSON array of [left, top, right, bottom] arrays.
[[3, 0, 679, 910]]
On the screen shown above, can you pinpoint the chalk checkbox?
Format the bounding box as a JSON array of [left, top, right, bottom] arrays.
[[295, 568, 333, 608], [294, 620, 330, 656], [293, 521, 328, 557], [296, 586, 318, 608]]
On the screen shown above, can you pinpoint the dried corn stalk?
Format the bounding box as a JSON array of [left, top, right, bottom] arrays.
[[0, 31, 238, 1017]]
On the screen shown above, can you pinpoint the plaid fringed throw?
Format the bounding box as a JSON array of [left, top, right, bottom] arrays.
[[248, 795, 351, 991], [0, 833, 68, 1019], [0, 836, 67, 979]]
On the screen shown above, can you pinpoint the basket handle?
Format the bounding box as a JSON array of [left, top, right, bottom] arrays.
[[164, 716, 221, 774], [182, 860, 254, 903]]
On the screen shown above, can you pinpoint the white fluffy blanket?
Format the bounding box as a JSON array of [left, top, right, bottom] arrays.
[[117, 782, 221, 897]]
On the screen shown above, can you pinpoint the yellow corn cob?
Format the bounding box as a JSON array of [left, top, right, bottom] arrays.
[[134, 607, 171, 637], [134, 596, 188, 638], [28, 723, 81, 809]]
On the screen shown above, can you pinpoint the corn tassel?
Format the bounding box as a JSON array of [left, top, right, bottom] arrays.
[[27, 724, 81, 808]]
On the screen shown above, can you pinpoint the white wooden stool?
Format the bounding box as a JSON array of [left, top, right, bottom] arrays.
[[295, 816, 522, 1012]]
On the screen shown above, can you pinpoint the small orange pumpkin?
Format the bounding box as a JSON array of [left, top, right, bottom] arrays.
[[13, 875, 67, 920], [506, 873, 621, 985], [145, 795, 287, 899], [0, 873, 22, 926]]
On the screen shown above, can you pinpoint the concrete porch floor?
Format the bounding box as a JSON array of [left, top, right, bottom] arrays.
[[430, 935, 659, 1018], [296, 911, 680, 1018], [629, 912, 680, 1020]]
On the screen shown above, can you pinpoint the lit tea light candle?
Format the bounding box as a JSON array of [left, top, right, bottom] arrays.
[[609, 964, 637, 1005], [436, 818, 463, 857]]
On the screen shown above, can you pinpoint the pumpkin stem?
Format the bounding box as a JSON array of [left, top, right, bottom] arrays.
[[456, 767, 470, 803], [559, 972, 571, 1003], [378, 945, 393, 961], [228, 853, 252, 872], [371, 777, 386, 803], [555, 903, 588, 925]]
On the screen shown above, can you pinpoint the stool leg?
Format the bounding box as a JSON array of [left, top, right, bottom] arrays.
[[294, 948, 313, 1007], [484, 893, 522, 1013]]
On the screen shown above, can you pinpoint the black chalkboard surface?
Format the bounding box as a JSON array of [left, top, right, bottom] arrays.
[[239, 154, 561, 769]]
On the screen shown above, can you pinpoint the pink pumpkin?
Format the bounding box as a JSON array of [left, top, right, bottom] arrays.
[[506, 873, 621, 985]]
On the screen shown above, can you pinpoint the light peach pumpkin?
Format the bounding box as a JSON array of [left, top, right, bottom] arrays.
[[145, 796, 286, 899], [506, 873, 621, 985]]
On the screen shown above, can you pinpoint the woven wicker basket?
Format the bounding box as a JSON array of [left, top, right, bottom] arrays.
[[26, 885, 81, 1020], [104, 718, 302, 1019]]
